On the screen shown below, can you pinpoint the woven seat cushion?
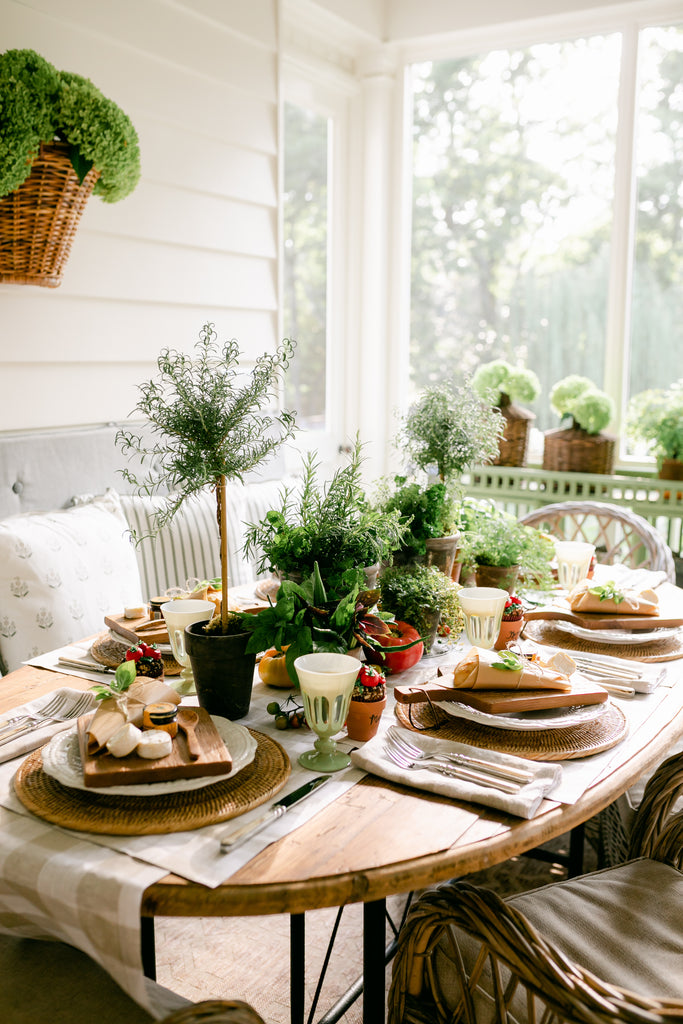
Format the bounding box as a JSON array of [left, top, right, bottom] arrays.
[[427, 859, 683, 1024], [0, 934, 190, 1023]]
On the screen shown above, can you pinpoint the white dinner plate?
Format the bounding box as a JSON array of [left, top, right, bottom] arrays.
[[439, 692, 610, 732], [553, 620, 681, 646], [41, 715, 257, 796]]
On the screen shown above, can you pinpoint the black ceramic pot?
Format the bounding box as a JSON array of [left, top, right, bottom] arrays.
[[184, 622, 256, 720]]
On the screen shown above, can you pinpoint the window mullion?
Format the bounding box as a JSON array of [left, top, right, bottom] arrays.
[[604, 22, 640, 440]]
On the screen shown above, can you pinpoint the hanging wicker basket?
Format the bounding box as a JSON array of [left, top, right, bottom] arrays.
[[542, 425, 616, 475], [492, 396, 536, 467], [0, 141, 100, 288]]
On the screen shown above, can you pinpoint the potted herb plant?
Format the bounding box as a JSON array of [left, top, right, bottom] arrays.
[[543, 375, 616, 475], [626, 380, 683, 481], [243, 438, 408, 599], [472, 360, 540, 467], [397, 378, 504, 485], [375, 563, 465, 657], [0, 48, 140, 287], [116, 322, 296, 719], [457, 501, 555, 596], [375, 476, 461, 576]]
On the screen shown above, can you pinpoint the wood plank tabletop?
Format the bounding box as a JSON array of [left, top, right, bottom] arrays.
[[4, 659, 683, 918]]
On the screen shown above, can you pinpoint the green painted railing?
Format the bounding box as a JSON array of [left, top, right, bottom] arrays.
[[463, 465, 683, 558]]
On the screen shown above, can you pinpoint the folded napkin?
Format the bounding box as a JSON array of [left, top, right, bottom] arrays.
[[451, 647, 572, 692], [0, 687, 97, 764], [351, 728, 561, 819], [568, 579, 659, 616]]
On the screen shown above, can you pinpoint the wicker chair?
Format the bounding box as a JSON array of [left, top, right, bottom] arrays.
[[388, 751, 683, 1024], [519, 500, 676, 582]]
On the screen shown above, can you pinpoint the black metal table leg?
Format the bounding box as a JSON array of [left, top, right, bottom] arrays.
[[363, 899, 386, 1023], [141, 916, 156, 980], [291, 912, 306, 1024]]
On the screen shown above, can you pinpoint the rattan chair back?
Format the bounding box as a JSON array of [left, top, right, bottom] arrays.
[[519, 500, 676, 582]]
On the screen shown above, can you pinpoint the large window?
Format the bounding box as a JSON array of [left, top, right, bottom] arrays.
[[409, 23, 683, 442], [282, 101, 330, 431]]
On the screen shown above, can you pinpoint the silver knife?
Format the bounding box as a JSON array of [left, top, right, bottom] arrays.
[[57, 657, 116, 674], [219, 775, 331, 852]]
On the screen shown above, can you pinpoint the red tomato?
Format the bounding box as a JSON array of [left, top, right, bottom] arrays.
[[361, 620, 423, 674]]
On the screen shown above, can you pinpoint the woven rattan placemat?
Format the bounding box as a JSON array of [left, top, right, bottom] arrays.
[[394, 700, 627, 761], [522, 620, 683, 662], [14, 729, 290, 835]]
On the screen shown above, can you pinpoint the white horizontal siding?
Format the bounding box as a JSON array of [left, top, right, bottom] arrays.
[[0, 0, 279, 432]]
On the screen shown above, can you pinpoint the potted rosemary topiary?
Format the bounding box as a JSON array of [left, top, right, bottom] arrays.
[[0, 48, 140, 287], [472, 360, 540, 467], [543, 375, 616, 475], [116, 322, 296, 719], [627, 380, 683, 481]]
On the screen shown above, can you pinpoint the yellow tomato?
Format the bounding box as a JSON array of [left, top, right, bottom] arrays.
[[258, 646, 294, 688]]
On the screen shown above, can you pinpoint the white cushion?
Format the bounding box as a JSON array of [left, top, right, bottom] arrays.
[[0, 492, 143, 674]]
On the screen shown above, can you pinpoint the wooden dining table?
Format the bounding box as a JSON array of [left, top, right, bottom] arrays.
[[2, 633, 683, 1024]]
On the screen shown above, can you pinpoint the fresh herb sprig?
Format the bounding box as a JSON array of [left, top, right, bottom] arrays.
[[491, 650, 523, 672], [91, 659, 136, 701], [588, 581, 625, 604]]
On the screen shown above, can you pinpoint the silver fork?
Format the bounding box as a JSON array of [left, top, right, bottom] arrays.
[[383, 740, 522, 794], [0, 692, 94, 747], [0, 692, 74, 735], [386, 728, 534, 785]]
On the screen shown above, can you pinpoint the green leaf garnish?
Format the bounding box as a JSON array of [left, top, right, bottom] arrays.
[[491, 650, 523, 672], [90, 659, 137, 701], [588, 581, 625, 604]]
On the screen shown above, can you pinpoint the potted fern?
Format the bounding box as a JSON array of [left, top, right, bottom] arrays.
[[117, 322, 296, 719], [0, 48, 140, 287], [472, 360, 540, 467], [627, 380, 683, 481], [543, 374, 616, 475]]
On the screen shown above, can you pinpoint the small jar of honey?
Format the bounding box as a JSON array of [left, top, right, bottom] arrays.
[[142, 701, 178, 737]]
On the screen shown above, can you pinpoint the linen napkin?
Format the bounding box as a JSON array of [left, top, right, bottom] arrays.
[[351, 727, 561, 819], [0, 687, 97, 764]]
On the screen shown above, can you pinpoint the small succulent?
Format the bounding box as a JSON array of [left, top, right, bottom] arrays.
[[351, 664, 386, 703], [125, 641, 163, 678]]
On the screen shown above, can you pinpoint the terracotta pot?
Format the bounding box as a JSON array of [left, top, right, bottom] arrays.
[[424, 534, 460, 577], [475, 564, 520, 595], [494, 618, 524, 650], [659, 459, 683, 482], [345, 696, 386, 742]]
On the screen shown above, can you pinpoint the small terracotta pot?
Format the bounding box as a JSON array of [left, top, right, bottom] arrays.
[[345, 696, 386, 742], [494, 618, 524, 650]]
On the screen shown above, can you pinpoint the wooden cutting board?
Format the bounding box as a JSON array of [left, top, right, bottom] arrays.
[[104, 612, 169, 647], [393, 676, 608, 713], [524, 585, 683, 631], [77, 707, 232, 788]]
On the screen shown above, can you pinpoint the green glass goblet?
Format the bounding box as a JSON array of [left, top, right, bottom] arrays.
[[294, 652, 361, 772]]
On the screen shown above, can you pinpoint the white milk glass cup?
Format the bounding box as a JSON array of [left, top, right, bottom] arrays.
[[457, 587, 509, 650], [554, 541, 595, 590], [161, 599, 215, 694], [294, 652, 361, 772]]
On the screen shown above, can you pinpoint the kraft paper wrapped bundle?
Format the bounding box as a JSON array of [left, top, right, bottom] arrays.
[[85, 678, 182, 753], [452, 647, 572, 692], [567, 579, 659, 616]]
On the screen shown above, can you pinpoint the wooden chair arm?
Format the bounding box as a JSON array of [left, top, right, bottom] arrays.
[[160, 1000, 266, 1024], [388, 880, 683, 1024], [628, 751, 683, 865]]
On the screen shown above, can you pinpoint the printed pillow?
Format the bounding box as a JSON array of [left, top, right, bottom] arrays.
[[0, 491, 143, 674]]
